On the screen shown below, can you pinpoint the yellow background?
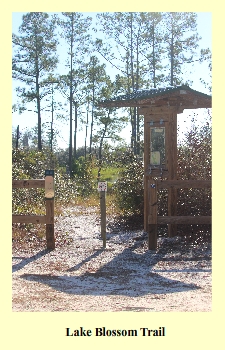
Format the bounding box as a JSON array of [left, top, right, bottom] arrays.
[[2, 2, 223, 349]]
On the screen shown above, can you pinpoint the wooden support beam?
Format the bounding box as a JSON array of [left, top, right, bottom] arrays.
[[140, 106, 176, 116], [144, 114, 150, 232], [148, 179, 158, 250], [12, 179, 45, 189], [157, 179, 211, 189], [148, 225, 158, 250], [158, 216, 211, 225], [167, 112, 177, 237]]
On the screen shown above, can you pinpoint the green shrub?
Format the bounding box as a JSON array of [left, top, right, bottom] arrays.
[[113, 152, 144, 215], [72, 156, 96, 197]]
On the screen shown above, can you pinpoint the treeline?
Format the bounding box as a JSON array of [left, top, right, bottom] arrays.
[[12, 12, 211, 174]]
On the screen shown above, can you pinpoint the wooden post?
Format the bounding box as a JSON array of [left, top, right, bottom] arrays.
[[45, 170, 55, 249], [45, 198, 55, 249], [167, 112, 177, 237], [100, 191, 106, 248], [144, 114, 150, 232], [148, 179, 158, 250]]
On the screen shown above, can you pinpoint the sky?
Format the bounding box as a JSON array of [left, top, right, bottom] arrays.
[[12, 12, 212, 150]]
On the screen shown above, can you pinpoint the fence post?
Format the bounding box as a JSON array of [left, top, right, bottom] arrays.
[[45, 170, 55, 249], [46, 199, 55, 249]]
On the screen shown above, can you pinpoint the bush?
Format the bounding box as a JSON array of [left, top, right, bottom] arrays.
[[113, 152, 144, 215], [72, 156, 97, 197]]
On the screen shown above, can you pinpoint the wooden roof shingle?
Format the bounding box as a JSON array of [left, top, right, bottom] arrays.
[[98, 85, 212, 110]]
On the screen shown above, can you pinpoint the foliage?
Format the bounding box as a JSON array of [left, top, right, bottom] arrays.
[[113, 151, 144, 215], [12, 149, 77, 216], [176, 111, 211, 223], [163, 12, 201, 86], [12, 12, 211, 160], [12, 12, 59, 150], [71, 156, 97, 197], [57, 12, 92, 173]]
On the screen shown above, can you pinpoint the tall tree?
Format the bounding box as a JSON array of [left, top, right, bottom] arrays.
[[58, 12, 92, 175], [12, 12, 58, 150], [82, 56, 112, 154], [96, 12, 156, 154], [140, 12, 165, 88], [93, 78, 127, 180], [163, 12, 201, 86]]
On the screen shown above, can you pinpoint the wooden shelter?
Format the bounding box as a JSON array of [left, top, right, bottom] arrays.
[[99, 85, 212, 249]]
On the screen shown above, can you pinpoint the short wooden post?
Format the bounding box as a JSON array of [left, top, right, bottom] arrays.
[[98, 182, 107, 248], [148, 179, 158, 250], [100, 191, 106, 248], [45, 198, 55, 249], [45, 170, 55, 249]]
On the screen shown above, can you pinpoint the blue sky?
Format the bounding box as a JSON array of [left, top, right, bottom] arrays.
[[12, 12, 212, 149]]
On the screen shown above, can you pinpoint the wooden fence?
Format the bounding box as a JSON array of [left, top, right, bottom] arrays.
[[148, 179, 211, 249], [12, 179, 55, 249]]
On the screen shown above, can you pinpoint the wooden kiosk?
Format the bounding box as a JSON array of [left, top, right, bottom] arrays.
[[99, 85, 212, 249]]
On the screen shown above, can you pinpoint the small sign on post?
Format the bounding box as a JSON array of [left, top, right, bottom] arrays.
[[98, 181, 107, 192], [98, 182, 107, 248], [45, 170, 55, 199]]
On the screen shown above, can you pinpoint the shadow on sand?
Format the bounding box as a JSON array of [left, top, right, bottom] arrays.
[[18, 235, 204, 297]]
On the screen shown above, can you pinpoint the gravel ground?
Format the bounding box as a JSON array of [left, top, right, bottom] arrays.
[[12, 207, 212, 312]]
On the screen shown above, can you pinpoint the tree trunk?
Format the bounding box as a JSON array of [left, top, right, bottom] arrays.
[[34, 32, 42, 151], [170, 28, 174, 86], [69, 14, 74, 176]]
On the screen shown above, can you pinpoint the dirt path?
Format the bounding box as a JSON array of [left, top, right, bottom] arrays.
[[12, 208, 211, 312]]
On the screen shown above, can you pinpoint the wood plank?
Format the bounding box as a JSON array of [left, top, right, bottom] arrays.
[[140, 106, 177, 115], [157, 180, 211, 189], [12, 179, 45, 189], [158, 216, 211, 224], [12, 215, 46, 224]]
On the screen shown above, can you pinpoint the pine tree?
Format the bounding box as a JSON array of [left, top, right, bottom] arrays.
[[140, 12, 165, 88], [96, 12, 149, 154], [92, 78, 127, 180], [58, 12, 92, 175], [12, 12, 58, 151], [163, 12, 201, 86], [82, 56, 112, 154]]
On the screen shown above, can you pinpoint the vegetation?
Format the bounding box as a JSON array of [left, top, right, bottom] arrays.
[[13, 12, 211, 163], [12, 12, 211, 242], [12, 110, 211, 226]]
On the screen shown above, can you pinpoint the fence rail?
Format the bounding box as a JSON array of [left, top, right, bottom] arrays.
[[12, 179, 45, 189], [12, 179, 55, 249]]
